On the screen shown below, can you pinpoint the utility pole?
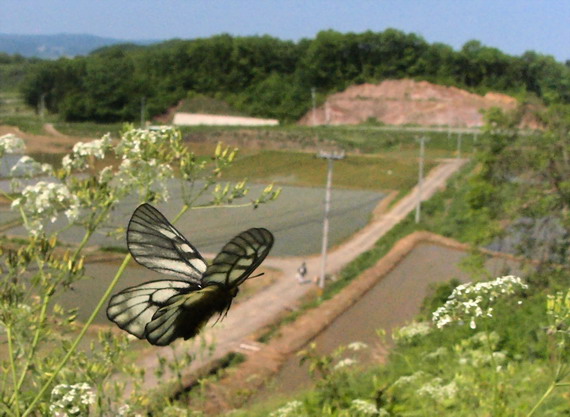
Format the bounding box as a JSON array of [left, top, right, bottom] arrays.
[[311, 87, 317, 126], [457, 132, 462, 159], [317, 150, 346, 289], [415, 136, 427, 224], [39, 93, 46, 120], [140, 97, 146, 127]]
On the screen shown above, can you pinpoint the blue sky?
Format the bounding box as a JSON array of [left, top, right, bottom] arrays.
[[2, 0, 569, 62]]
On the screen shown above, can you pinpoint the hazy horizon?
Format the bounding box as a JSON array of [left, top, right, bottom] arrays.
[[2, 0, 569, 62]]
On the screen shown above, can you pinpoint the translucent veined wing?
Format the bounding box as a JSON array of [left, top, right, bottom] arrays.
[[202, 228, 274, 288], [127, 203, 207, 284], [106, 280, 197, 340]]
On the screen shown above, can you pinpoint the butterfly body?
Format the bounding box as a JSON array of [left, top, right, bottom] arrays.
[[107, 204, 273, 346]]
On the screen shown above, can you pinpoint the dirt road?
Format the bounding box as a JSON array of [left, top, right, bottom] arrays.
[[132, 157, 468, 392]]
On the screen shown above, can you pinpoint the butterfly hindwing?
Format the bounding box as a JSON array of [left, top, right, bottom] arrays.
[[127, 204, 207, 283], [202, 228, 274, 288], [106, 280, 196, 340], [145, 285, 235, 346]]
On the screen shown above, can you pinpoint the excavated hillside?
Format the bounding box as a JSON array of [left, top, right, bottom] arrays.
[[299, 79, 540, 128]]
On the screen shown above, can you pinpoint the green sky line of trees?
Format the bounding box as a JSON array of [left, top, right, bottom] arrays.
[[16, 29, 570, 123]]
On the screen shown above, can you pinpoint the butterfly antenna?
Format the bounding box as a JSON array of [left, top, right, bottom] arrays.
[[247, 272, 265, 280]]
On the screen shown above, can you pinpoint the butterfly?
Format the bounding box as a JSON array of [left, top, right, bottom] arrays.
[[106, 203, 274, 346]]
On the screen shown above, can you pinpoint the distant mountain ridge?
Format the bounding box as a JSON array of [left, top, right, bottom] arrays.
[[0, 33, 156, 59]]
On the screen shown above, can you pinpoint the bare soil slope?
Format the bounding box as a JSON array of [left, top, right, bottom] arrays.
[[299, 79, 540, 128]]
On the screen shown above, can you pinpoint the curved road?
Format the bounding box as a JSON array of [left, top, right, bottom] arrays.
[[133, 158, 468, 391]]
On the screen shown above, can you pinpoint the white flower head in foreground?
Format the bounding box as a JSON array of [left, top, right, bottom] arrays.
[[393, 321, 432, 344], [0, 133, 25, 156], [116, 126, 178, 160], [432, 275, 528, 329], [417, 378, 458, 404], [350, 399, 381, 416], [334, 357, 358, 370], [62, 134, 112, 171], [49, 382, 96, 417], [269, 400, 305, 417], [347, 341, 368, 351], [10, 155, 53, 178], [11, 181, 80, 235], [393, 370, 427, 388]]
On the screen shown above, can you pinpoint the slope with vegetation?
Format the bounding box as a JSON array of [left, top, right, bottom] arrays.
[[222, 105, 570, 416], [17, 29, 570, 124]]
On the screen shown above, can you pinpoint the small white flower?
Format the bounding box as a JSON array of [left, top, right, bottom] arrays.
[[269, 400, 304, 417], [347, 341, 368, 351], [98, 166, 114, 183], [50, 382, 95, 416], [393, 371, 426, 388], [393, 321, 432, 343], [0, 133, 26, 156], [350, 399, 379, 415], [11, 181, 80, 235], [10, 155, 53, 178], [63, 134, 111, 171], [432, 276, 528, 329], [417, 378, 458, 403], [334, 357, 358, 370]]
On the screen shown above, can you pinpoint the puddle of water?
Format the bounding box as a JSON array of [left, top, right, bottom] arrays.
[[3, 183, 384, 257], [254, 243, 525, 398]]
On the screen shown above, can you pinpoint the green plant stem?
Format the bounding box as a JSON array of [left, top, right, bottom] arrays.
[[527, 361, 567, 417], [484, 329, 500, 415], [11, 215, 98, 403], [21, 253, 132, 417], [526, 381, 555, 417], [190, 202, 257, 210], [10, 287, 52, 403], [0, 401, 17, 417], [6, 326, 20, 417]]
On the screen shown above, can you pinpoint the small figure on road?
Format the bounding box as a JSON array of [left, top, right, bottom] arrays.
[[296, 261, 308, 284]]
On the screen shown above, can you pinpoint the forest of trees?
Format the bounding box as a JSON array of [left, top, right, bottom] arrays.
[[17, 29, 570, 123]]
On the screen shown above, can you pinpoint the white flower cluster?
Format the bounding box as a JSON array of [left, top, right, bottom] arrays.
[[62, 134, 111, 171], [10, 155, 53, 178], [417, 378, 458, 404], [269, 400, 305, 417], [350, 399, 382, 416], [116, 158, 174, 201], [0, 133, 25, 156], [347, 341, 368, 351], [116, 126, 177, 159], [334, 357, 358, 370], [393, 321, 432, 344], [11, 181, 80, 235], [49, 382, 96, 417], [432, 275, 528, 329], [393, 371, 426, 388], [423, 347, 448, 361]]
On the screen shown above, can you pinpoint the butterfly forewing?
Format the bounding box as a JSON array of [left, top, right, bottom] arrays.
[[106, 280, 196, 339], [127, 204, 207, 284], [202, 228, 274, 288]]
